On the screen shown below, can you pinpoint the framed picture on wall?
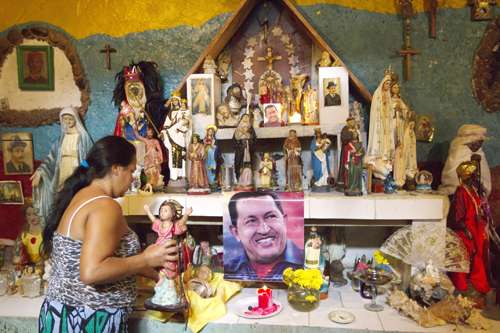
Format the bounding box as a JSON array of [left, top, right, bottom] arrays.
[[1, 132, 34, 175], [0, 181, 24, 205], [187, 73, 221, 135], [318, 67, 349, 127], [16, 45, 54, 91]]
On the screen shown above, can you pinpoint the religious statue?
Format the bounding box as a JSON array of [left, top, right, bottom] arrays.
[[31, 107, 93, 221], [192, 241, 218, 268], [365, 68, 395, 181], [216, 104, 238, 128], [216, 49, 231, 81], [439, 124, 491, 197], [289, 74, 308, 124], [187, 134, 210, 194], [187, 265, 215, 299], [133, 126, 164, 190], [316, 50, 334, 68], [203, 55, 217, 74], [283, 129, 303, 192], [279, 86, 292, 125], [203, 125, 220, 190], [258, 153, 273, 189], [257, 47, 283, 105], [302, 84, 319, 125], [310, 129, 332, 191], [225, 83, 245, 115], [342, 130, 365, 197], [144, 201, 192, 308], [17, 201, 43, 267], [350, 101, 364, 131], [325, 228, 348, 286], [233, 113, 256, 191], [336, 117, 359, 191], [161, 94, 192, 181]]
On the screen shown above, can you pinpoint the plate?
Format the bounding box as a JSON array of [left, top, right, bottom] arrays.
[[328, 309, 355, 324], [233, 297, 283, 319]]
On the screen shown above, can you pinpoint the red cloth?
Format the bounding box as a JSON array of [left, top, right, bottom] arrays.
[[449, 185, 490, 294], [0, 152, 39, 240]]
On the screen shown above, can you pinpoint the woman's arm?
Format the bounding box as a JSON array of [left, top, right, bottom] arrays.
[[80, 200, 177, 285]]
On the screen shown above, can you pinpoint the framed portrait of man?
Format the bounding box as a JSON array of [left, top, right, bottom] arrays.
[[318, 67, 349, 127], [223, 191, 304, 282], [262, 103, 283, 127], [1, 132, 34, 175], [0, 181, 24, 205], [16, 45, 54, 91], [187, 73, 221, 135]]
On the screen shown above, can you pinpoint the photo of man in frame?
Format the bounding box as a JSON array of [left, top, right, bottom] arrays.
[[2, 133, 34, 175], [16, 45, 54, 91], [323, 78, 341, 107], [223, 191, 304, 282]]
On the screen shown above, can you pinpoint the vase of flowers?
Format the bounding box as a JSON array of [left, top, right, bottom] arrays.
[[283, 268, 322, 312]]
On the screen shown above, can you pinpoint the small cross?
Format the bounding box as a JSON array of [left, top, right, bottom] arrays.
[[257, 47, 282, 71], [99, 44, 117, 70], [399, 47, 420, 81]]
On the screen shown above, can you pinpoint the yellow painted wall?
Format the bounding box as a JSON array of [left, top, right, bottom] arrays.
[[1, 0, 469, 39]]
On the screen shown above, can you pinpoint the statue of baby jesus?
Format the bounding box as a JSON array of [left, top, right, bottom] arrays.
[[144, 200, 193, 307]]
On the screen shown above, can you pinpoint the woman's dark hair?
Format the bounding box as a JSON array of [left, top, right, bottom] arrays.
[[42, 136, 136, 257]]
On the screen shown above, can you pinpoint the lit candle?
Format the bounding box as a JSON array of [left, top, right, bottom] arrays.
[[257, 286, 273, 309]]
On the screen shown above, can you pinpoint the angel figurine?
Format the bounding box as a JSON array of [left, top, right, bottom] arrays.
[[258, 153, 273, 189], [144, 201, 193, 308]]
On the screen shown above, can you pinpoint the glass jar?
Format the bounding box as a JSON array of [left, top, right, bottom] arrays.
[[0, 272, 8, 296], [20, 275, 41, 298], [287, 283, 320, 312]]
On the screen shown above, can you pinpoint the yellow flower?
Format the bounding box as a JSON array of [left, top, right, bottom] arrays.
[[305, 295, 317, 303], [373, 250, 389, 265]]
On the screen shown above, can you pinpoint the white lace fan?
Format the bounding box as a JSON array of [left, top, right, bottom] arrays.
[[380, 225, 469, 273]]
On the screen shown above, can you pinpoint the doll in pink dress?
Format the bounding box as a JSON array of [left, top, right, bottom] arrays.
[[144, 200, 193, 306]]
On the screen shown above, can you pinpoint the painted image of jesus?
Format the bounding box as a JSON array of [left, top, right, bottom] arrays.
[[24, 51, 48, 84], [191, 78, 211, 115]]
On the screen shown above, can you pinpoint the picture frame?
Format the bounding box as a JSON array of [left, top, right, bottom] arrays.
[[262, 103, 283, 127], [223, 191, 304, 282], [16, 45, 54, 91], [0, 181, 24, 205], [318, 67, 349, 127], [187, 73, 221, 135], [1, 132, 34, 175]]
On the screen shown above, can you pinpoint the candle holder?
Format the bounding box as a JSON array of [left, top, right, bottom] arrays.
[[357, 269, 393, 312]]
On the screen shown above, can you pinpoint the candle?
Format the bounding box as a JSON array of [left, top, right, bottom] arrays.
[[257, 286, 273, 309]]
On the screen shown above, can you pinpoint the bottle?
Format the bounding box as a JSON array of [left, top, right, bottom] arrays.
[[304, 227, 321, 269]]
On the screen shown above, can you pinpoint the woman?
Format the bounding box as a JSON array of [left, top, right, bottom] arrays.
[[31, 107, 93, 222], [38, 136, 177, 333]]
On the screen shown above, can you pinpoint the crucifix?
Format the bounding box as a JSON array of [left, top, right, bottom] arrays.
[[398, 0, 419, 81], [257, 47, 282, 71], [99, 44, 117, 70], [426, 0, 438, 39]]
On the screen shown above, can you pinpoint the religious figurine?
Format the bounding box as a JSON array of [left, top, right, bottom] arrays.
[[161, 93, 192, 182], [384, 173, 397, 194], [302, 84, 319, 125], [365, 68, 395, 182], [133, 126, 164, 190], [216, 103, 238, 128], [325, 228, 348, 287], [258, 153, 273, 189], [257, 47, 283, 104], [350, 101, 364, 131], [225, 83, 245, 115], [18, 202, 43, 267], [439, 124, 491, 197], [187, 265, 215, 299], [187, 134, 210, 194], [233, 113, 256, 191], [311, 129, 332, 192], [204, 125, 220, 191], [342, 130, 365, 197], [415, 115, 435, 142], [289, 74, 307, 124], [283, 129, 303, 192], [336, 117, 359, 191], [144, 201, 192, 308], [31, 107, 93, 221], [203, 55, 217, 74], [448, 161, 492, 300], [192, 241, 218, 267], [305, 226, 322, 270], [216, 49, 231, 81], [280, 86, 292, 125], [316, 50, 334, 68]]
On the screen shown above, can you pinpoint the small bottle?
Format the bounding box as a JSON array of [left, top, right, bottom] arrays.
[[304, 227, 321, 269]]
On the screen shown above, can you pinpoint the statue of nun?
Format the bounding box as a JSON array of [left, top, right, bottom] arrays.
[[31, 107, 93, 221]]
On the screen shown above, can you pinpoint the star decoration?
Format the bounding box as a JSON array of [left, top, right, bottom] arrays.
[[242, 58, 253, 69], [280, 35, 290, 44], [286, 47, 294, 56], [272, 26, 283, 37], [290, 66, 301, 76], [244, 81, 254, 93], [244, 69, 255, 81], [288, 55, 299, 65], [247, 37, 257, 47], [244, 47, 255, 58]]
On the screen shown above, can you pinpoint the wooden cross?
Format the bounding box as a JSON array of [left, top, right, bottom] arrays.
[[426, 0, 437, 39], [398, 0, 419, 81], [99, 44, 116, 70], [257, 47, 282, 71], [399, 47, 420, 81]]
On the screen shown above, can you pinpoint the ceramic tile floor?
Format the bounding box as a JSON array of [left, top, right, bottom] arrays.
[[218, 286, 500, 332]]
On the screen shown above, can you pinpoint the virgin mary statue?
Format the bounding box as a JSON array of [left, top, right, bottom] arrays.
[[31, 107, 93, 221], [365, 68, 395, 179]]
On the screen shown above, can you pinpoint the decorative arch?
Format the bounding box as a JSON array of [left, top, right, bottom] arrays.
[[0, 26, 90, 127]]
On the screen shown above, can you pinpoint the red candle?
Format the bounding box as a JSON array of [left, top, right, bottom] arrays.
[[257, 286, 273, 309]]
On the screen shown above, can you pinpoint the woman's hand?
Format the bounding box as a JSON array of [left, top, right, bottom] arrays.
[[143, 239, 178, 268]]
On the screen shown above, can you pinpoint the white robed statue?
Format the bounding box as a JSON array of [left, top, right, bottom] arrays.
[[31, 107, 93, 221], [365, 68, 395, 179]]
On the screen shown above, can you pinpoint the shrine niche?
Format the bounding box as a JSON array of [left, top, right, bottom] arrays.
[[472, 16, 500, 113], [0, 26, 89, 127]]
